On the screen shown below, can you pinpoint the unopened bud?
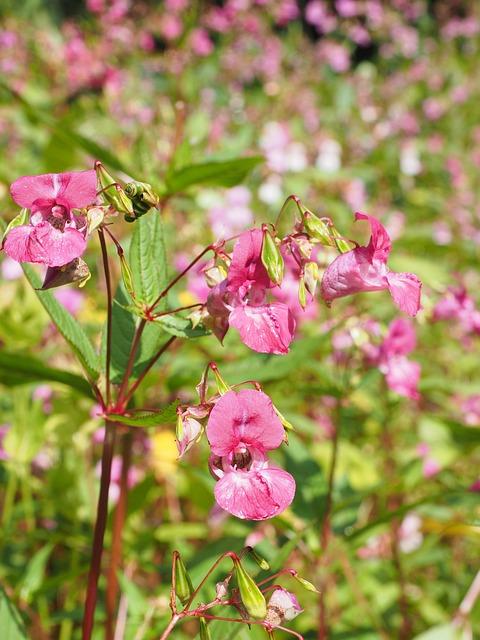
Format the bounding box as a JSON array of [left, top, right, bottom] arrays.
[[174, 553, 194, 605], [86, 206, 107, 234], [204, 264, 228, 288], [330, 226, 352, 254], [176, 410, 203, 457], [211, 364, 231, 396], [234, 559, 267, 620], [293, 574, 320, 593], [303, 261, 319, 296], [272, 405, 295, 432], [245, 547, 270, 571], [303, 212, 332, 246], [215, 579, 229, 600], [261, 228, 284, 286], [124, 181, 159, 218], [298, 277, 307, 310], [95, 162, 134, 217]]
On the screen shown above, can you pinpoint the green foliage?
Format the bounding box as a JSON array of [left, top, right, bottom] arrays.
[[165, 157, 263, 194]]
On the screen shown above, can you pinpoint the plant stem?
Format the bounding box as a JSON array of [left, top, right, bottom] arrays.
[[147, 245, 214, 313], [81, 420, 117, 640], [116, 319, 147, 410], [158, 614, 181, 640], [121, 336, 176, 407], [98, 228, 113, 408], [318, 401, 341, 640], [105, 431, 133, 640]]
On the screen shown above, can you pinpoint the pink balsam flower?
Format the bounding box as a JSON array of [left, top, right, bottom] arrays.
[[4, 170, 97, 267], [266, 588, 303, 627], [379, 318, 421, 400], [207, 389, 295, 520], [321, 212, 422, 316], [206, 229, 296, 354]]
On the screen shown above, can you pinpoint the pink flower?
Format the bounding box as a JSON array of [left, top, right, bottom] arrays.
[[422, 457, 441, 478], [208, 186, 253, 238], [206, 230, 296, 354], [384, 356, 420, 401], [207, 389, 295, 520], [321, 212, 422, 316], [4, 171, 97, 267], [380, 317, 416, 359]]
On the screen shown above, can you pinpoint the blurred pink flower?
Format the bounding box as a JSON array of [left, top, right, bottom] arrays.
[[321, 213, 422, 316], [207, 389, 295, 520], [422, 457, 441, 478], [1, 256, 23, 280], [190, 28, 214, 57], [208, 186, 253, 238], [53, 288, 85, 316]]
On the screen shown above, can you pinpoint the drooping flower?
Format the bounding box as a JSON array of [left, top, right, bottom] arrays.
[[321, 212, 422, 316], [206, 389, 295, 520], [4, 170, 97, 267], [265, 588, 303, 628], [206, 229, 296, 354]]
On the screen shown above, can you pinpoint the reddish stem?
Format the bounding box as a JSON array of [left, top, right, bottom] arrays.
[[81, 421, 117, 640], [105, 431, 133, 640], [98, 228, 113, 408], [121, 336, 176, 408]]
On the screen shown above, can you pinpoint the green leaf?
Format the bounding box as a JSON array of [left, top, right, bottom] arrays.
[[165, 156, 263, 194], [0, 587, 27, 640], [129, 213, 168, 308], [0, 351, 94, 398], [154, 315, 211, 339], [107, 401, 179, 427], [19, 544, 54, 602], [104, 284, 166, 383], [21, 265, 100, 382], [413, 624, 460, 640]]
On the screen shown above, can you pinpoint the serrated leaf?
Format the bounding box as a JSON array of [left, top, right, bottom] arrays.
[[0, 351, 94, 398], [165, 156, 263, 194], [0, 587, 27, 639], [107, 401, 179, 427], [129, 213, 168, 308], [21, 264, 100, 382], [155, 315, 211, 339]]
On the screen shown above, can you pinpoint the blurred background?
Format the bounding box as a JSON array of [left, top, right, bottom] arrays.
[[0, 1, 480, 639]]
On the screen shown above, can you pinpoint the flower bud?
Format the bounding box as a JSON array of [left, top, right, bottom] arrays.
[[211, 364, 231, 396], [265, 588, 303, 627], [272, 405, 295, 432], [234, 559, 267, 620], [293, 574, 320, 593], [95, 162, 134, 218], [261, 228, 284, 286], [330, 226, 352, 253], [298, 277, 307, 310], [215, 579, 229, 600], [174, 553, 194, 605], [86, 206, 107, 235], [303, 212, 332, 246], [124, 181, 159, 218], [204, 263, 228, 288], [176, 409, 203, 457], [304, 261, 319, 296], [245, 546, 270, 571]]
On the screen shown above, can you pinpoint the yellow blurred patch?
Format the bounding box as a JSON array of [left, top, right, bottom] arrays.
[[150, 430, 178, 480], [178, 291, 197, 306]]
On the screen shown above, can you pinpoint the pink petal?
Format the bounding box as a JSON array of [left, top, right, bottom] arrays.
[[355, 212, 391, 261], [214, 464, 295, 520], [3, 225, 48, 263], [6, 222, 87, 267], [386, 272, 422, 317], [10, 174, 59, 208], [207, 389, 284, 456], [227, 229, 271, 291], [321, 247, 388, 302], [10, 170, 97, 210], [229, 302, 295, 354], [56, 170, 97, 209]]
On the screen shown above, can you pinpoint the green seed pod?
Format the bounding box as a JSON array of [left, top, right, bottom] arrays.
[[303, 261, 319, 296], [234, 559, 267, 620], [261, 228, 284, 286], [293, 574, 320, 593], [303, 213, 332, 246], [199, 617, 212, 640], [119, 252, 136, 301], [174, 553, 194, 605], [95, 162, 134, 217], [298, 277, 307, 310]]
